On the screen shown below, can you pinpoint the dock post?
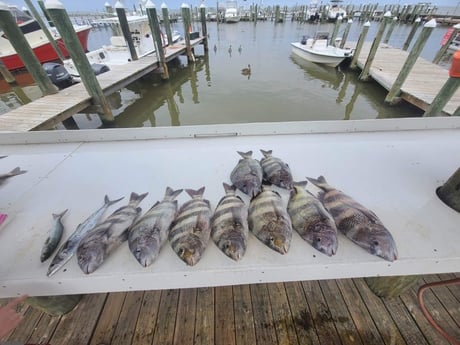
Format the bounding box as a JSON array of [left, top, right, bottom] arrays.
[[37, 0, 54, 27], [275, 5, 280, 23], [424, 51, 460, 117], [402, 17, 421, 51], [115, 1, 138, 61], [24, 0, 65, 61], [104, 1, 113, 14], [181, 3, 195, 63], [200, 4, 208, 52], [385, 19, 437, 104], [161, 3, 173, 46], [350, 21, 370, 69], [0, 2, 57, 96], [433, 24, 460, 65], [330, 16, 342, 47], [146, 0, 169, 80], [359, 11, 392, 81], [340, 19, 353, 48], [437, 167, 460, 213], [383, 16, 398, 44], [45, 0, 114, 123], [0, 60, 16, 85], [254, 4, 258, 22], [365, 276, 420, 297]]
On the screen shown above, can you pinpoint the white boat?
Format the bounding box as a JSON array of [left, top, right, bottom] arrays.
[[291, 32, 353, 68], [225, 0, 240, 23], [327, 0, 347, 21]]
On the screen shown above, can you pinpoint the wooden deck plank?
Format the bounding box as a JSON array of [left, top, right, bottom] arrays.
[[215, 285, 236, 345], [250, 283, 278, 344], [89, 292, 125, 345], [152, 289, 180, 345], [131, 290, 162, 345], [233, 284, 257, 345], [439, 273, 460, 303], [26, 312, 61, 345], [194, 287, 215, 345], [423, 275, 460, 327], [111, 291, 144, 345], [173, 288, 197, 345], [5, 305, 41, 344]]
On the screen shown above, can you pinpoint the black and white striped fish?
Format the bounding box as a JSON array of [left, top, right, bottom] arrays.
[[211, 183, 248, 261], [77, 192, 148, 274], [230, 151, 263, 198], [169, 187, 212, 266], [128, 187, 182, 267], [307, 176, 398, 262], [260, 149, 293, 189], [248, 185, 292, 254], [287, 182, 338, 256]]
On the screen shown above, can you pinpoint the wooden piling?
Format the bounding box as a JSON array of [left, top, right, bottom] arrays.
[[0, 60, 16, 85], [437, 167, 460, 213], [383, 16, 398, 44], [340, 18, 353, 48], [200, 4, 208, 52], [365, 276, 420, 297], [115, 1, 138, 61], [403, 17, 421, 51], [275, 5, 280, 23], [385, 19, 437, 104], [161, 3, 173, 46], [37, 0, 54, 27], [104, 1, 113, 14], [330, 16, 342, 47], [350, 21, 370, 69], [146, 0, 168, 80], [181, 3, 195, 63], [433, 24, 460, 65], [424, 51, 460, 117], [359, 11, 392, 81], [0, 3, 57, 96], [27, 294, 83, 316], [46, 0, 114, 123]]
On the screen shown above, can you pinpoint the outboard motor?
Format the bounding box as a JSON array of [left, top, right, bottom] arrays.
[[300, 35, 307, 45], [91, 63, 110, 76], [43, 62, 73, 89]]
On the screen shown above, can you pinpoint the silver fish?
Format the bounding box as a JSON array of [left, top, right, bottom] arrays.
[[248, 185, 292, 254], [287, 182, 338, 256], [40, 209, 68, 262], [77, 192, 148, 274], [211, 183, 248, 261], [47, 195, 123, 277], [129, 187, 182, 267], [169, 187, 212, 266], [260, 149, 293, 189], [307, 176, 398, 262], [0, 167, 27, 185], [230, 151, 263, 198]]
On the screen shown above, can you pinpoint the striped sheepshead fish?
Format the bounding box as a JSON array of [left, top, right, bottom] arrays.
[[248, 185, 292, 254], [77, 192, 148, 274], [211, 183, 248, 261], [230, 151, 263, 198], [169, 187, 212, 266], [260, 149, 293, 189], [307, 176, 398, 262], [287, 182, 338, 256], [128, 187, 183, 267]]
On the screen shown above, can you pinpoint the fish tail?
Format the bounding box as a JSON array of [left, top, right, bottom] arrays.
[[165, 187, 183, 200], [260, 149, 272, 157], [186, 187, 205, 198], [8, 167, 27, 177], [223, 182, 236, 193], [237, 150, 253, 159], [104, 195, 124, 207], [130, 192, 149, 203], [292, 181, 308, 188], [52, 209, 68, 219], [306, 176, 332, 191]]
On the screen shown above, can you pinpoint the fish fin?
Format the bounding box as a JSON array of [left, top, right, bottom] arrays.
[[130, 192, 149, 203], [237, 150, 252, 159], [306, 176, 332, 191], [223, 182, 236, 193], [186, 187, 205, 198], [52, 209, 68, 219], [293, 181, 308, 188], [165, 187, 183, 200], [260, 149, 272, 157], [105, 195, 124, 207], [148, 201, 160, 211], [8, 167, 27, 176]]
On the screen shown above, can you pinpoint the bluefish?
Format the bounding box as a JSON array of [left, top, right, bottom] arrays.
[[230, 151, 263, 198], [211, 183, 248, 261], [248, 185, 292, 254], [129, 187, 182, 267], [260, 149, 293, 189], [77, 192, 148, 274], [47, 195, 123, 277], [287, 182, 338, 256], [40, 209, 68, 262], [0, 167, 27, 185], [307, 176, 398, 262], [169, 187, 212, 266]]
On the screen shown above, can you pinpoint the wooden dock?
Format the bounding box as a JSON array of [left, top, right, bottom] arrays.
[[0, 37, 205, 132], [2, 273, 459, 345], [356, 42, 460, 115]]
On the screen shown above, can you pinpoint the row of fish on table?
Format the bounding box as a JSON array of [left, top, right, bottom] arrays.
[[36, 149, 399, 276]]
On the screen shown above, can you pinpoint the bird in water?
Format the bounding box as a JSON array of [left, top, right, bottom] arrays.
[[213, 44, 217, 53], [241, 64, 251, 75], [238, 44, 242, 54], [228, 44, 232, 56]]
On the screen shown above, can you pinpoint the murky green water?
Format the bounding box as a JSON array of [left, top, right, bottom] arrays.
[[4, 20, 456, 129]]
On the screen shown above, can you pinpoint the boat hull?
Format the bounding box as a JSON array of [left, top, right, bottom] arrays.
[[291, 42, 352, 68], [0, 27, 91, 71]]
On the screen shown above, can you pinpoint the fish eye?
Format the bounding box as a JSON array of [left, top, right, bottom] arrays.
[[178, 248, 184, 256], [269, 236, 274, 243], [316, 238, 321, 242], [373, 241, 379, 246]]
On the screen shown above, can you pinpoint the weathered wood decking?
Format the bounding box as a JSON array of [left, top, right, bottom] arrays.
[[2, 274, 459, 345], [356, 42, 460, 115], [0, 37, 205, 132]]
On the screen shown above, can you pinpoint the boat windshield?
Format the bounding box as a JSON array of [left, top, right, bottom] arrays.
[[8, 6, 34, 24]]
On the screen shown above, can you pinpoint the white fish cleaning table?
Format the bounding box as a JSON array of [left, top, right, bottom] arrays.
[[0, 118, 459, 298]]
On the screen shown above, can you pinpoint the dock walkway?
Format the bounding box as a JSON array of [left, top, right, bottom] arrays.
[[356, 42, 460, 115], [0, 38, 204, 132]]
